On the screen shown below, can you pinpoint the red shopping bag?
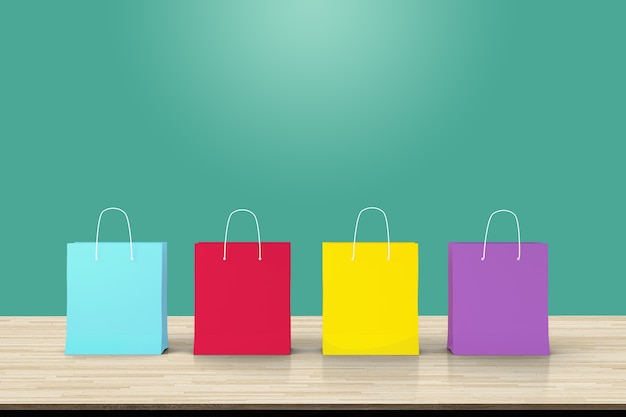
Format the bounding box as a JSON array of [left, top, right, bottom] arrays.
[[194, 209, 291, 355]]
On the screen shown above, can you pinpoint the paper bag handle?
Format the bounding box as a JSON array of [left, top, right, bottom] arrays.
[[352, 206, 391, 261], [481, 209, 521, 261], [223, 209, 262, 261], [95, 207, 134, 261]]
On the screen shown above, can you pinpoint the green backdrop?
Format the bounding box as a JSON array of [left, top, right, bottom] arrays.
[[1, 0, 624, 315]]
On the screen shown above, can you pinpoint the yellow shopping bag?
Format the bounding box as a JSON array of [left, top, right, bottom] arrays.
[[322, 207, 419, 355]]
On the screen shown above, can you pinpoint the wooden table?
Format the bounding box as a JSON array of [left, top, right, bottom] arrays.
[[1, 316, 625, 410]]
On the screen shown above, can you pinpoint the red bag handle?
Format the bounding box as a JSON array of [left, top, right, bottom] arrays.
[[222, 209, 262, 261]]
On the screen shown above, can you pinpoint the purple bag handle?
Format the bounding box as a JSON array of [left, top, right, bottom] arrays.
[[481, 209, 521, 261]]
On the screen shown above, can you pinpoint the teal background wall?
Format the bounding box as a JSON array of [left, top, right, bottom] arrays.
[[1, 0, 624, 315]]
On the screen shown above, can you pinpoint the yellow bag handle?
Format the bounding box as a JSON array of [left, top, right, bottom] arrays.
[[352, 207, 390, 261]]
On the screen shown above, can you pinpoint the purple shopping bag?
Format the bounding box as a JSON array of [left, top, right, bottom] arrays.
[[447, 210, 549, 355]]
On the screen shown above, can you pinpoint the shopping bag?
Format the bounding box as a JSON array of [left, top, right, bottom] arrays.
[[322, 207, 418, 355], [448, 209, 549, 355], [66, 207, 168, 355], [194, 209, 290, 355]]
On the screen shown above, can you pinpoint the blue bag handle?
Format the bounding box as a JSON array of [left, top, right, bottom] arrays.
[[95, 207, 134, 261]]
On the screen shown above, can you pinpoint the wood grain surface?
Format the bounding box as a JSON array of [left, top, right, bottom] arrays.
[[1, 316, 625, 410]]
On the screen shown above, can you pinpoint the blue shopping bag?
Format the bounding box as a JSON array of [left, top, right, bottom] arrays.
[[66, 207, 168, 355]]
